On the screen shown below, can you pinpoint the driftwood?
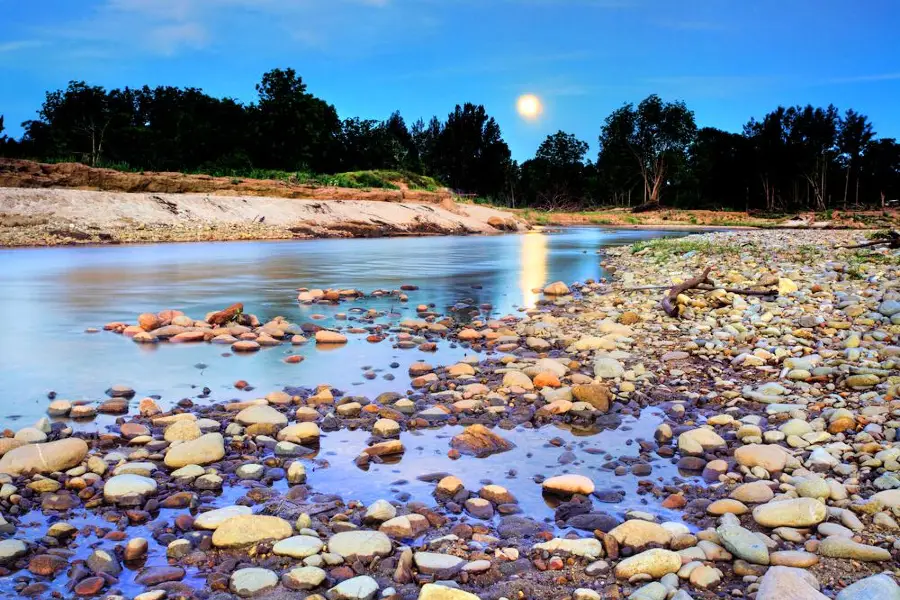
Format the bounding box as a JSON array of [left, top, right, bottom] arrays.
[[839, 230, 900, 250], [658, 267, 777, 318]]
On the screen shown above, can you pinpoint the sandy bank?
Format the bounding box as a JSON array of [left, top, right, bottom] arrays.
[[0, 187, 524, 247]]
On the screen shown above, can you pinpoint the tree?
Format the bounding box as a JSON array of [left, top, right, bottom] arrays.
[[689, 128, 752, 209], [861, 138, 900, 207], [23, 81, 113, 165], [598, 94, 696, 209], [433, 103, 512, 199], [838, 109, 875, 207], [411, 116, 442, 176], [520, 131, 590, 207], [784, 104, 839, 210], [252, 68, 341, 172]]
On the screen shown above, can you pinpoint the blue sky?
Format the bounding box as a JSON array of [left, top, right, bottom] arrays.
[[2, 0, 899, 161]]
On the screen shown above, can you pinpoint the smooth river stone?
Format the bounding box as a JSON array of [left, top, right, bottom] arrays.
[[0, 438, 88, 476], [193, 505, 252, 530], [211, 515, 292, 548], [326, 531, 392, 560], [752, 498, 826, 528], [272, 535, 324, 559], [163, 433, 225, 468]]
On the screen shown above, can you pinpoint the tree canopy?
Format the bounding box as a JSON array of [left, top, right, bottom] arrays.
[[2, 72, 899, 210]]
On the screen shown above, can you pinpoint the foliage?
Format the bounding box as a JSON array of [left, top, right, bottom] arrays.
[[2, 77, 900, 211]]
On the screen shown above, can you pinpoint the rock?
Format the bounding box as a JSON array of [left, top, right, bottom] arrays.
[[373, 418, 400, 437], [327, 531, 392, 560], [730, 481, 774, 504], [316, 330, 348, 344], [380, 514, 429, 538], [235, 404, 287, 427], [0, 438, 88, 475], [734, 444, 790, 472], [436, 475, 464, 496], [716, 523, 769, 565], [677, 428, 726, 455], [86, 548, 120, 576], [414, 552, 466, 577], [532, 538, 604, 559], [769, 550, 818, 567], [450, 424, 514, 457], [836, 574, 900, 600], [124, 538, 148, 562], [0, 539, 27, 564], [817, 537, 892, 561], [194, 505, 254, 530], [103, 474, 157, 504], [133, 566, 186, 586], [164, 433, 225, 468], [571, 384, 611, 411], [502, 370, 534, 390], [614, 548, 681, 579], [418, 583, 481, 600], [272, 535, 325, 558], [211, 515, 293, 548], [608, 520, 672, 547], [164, 420, 201, 442], [756, 566, 827, 600], [542, 474, 594, 496], [229, 567, 278, 598], [73, 576, 105, 596], [593, 357, 625, 379], [365, 499, 397, 522], [327, 575, 379, 600], [752, 498, 826, 528], [277, 422, 320, 444], [282, 566, 327, 591], [543, 281, 570, 295]]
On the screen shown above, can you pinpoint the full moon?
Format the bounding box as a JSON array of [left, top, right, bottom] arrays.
[[516, 94, 542, 120]]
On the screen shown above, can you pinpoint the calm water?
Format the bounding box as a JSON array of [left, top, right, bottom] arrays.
[[0, 227, 699, 597], [0, 227, 686, 425]]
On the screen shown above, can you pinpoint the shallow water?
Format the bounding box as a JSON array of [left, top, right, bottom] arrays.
[[0, 227, 699, 597], [0, 227, 686, 425]]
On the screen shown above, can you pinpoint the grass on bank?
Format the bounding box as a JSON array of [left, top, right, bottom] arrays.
[[33, 157, 444, 192], [631, 237, 748, 263]]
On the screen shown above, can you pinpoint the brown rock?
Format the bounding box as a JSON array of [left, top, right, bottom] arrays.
[[450, 424, 515, 458]]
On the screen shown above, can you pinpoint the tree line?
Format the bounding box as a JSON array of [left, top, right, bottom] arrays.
[[1, 68, 899, 212]]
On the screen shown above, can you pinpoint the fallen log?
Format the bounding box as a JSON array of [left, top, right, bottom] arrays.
[[659, 268, 777, 318], [839, 230, 900, 249]]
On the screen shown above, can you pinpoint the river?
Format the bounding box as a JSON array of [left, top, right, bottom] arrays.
[[0, 227, 686, 425]]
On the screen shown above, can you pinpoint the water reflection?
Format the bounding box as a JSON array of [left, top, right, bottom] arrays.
[[0, 228, 690, 424], [519, 230, 548, 308]]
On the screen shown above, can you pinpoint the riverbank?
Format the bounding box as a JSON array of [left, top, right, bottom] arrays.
[[0, 187, 524, 247], [512, 206, 900, 230], [1, 228, 899, 599]]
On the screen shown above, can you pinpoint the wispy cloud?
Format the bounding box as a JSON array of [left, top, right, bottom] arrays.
[[824, 73, 900, 84], [0, 40, 43, 53]]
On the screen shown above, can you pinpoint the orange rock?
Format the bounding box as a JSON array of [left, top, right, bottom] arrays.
[[138, 313, 161, 331], [284, 355, 304, 364], [828, 417, 856, 434], [533, 372, 561, 388], [207, 303, 243, 326], [662, 494, 687, 509]]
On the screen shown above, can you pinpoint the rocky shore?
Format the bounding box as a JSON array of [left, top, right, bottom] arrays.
[[0, 187, 523, 247], [2, 229, 900, 600]]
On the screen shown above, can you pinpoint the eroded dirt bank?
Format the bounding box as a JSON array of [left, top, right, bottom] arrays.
[[0, 187, 524, 246]]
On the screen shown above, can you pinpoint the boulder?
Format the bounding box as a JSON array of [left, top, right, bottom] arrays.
[[614, 549, 681, 579], [756, 566, 827, 600], [0, 438, 88, 476]]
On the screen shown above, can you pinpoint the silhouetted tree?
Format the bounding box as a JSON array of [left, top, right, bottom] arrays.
[[251, 68, 340, 172]]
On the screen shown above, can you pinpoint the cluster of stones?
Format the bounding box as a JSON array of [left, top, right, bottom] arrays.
[[5, 228, 900, 599]]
